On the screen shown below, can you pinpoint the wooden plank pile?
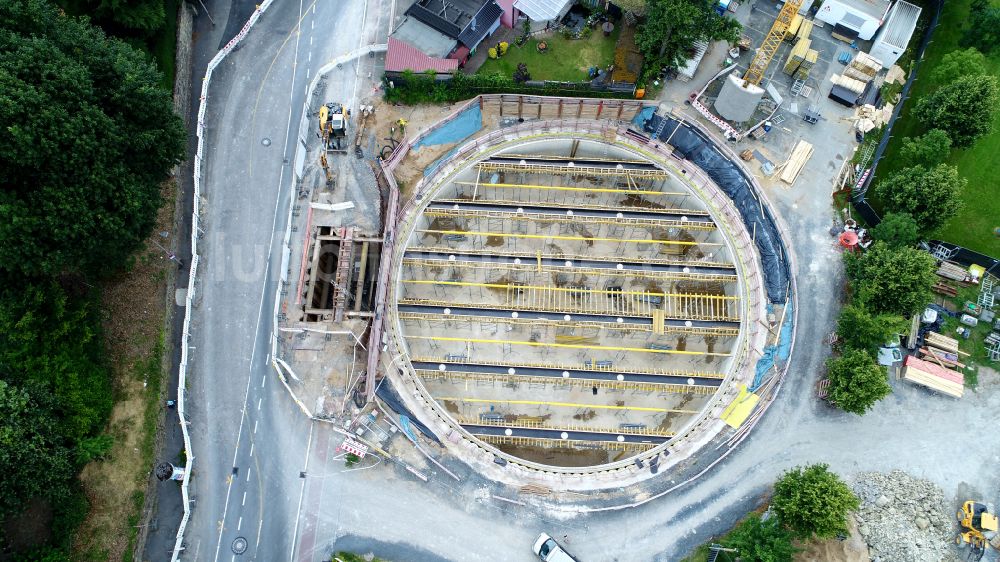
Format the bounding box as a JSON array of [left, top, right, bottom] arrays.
[[900, 354, 964, 398], [830, 73, 868, 94], [932, 281, 959, 297], [794, 49, 819, 80], [937, 261, 970, 282], [784, 14, 803, 40], [796, 19, 814, 42], [783, 39, 812, 75], [779, 140, 814, 185]]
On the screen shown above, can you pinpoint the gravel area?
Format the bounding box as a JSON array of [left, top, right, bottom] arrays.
[[853, 470, 961, 562]]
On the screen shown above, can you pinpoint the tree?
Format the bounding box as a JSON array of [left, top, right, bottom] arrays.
[[90, 0, 167, 33], [913, 74, 1000, 148], [826, 349, 892, 415], [0, 0, 185, 278], [930, 48, 988, 83], [771, 464, 860, 540], [872, 165, 965, 233], [897, 129, 951, 168], [844, 242, 936, 317], [869, 212, 920, 248], [636, 0, 741, 67], [0, 380, 74, 519], [724, 514, 796, 562], [513, 62, 531, 84], [0, 281, 112, 444], [962, 0, 1000, 54], [836, 304, 908, 353]]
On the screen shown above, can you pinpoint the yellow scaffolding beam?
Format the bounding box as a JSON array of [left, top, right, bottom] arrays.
[[476, 434, 657, 452], [497, 154, 652, 165], [403, 279, 737, 299], [402, 257, 740, 283], [434, 197, 711, 217], [416, 229, 725, 247], [453, 181, 680, 196], [411, 356, 726, 378], [406, 335, 732, 356], [418, 370, 719, 394], [404, 247, 735, 269], [422, 208, 718, 231], [476, 161, 669, 179], [435, 396, 700, 414], [398, 312, 741, 337], [456, 416, 678, 437]]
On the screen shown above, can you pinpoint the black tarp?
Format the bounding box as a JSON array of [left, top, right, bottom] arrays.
[[642, 114, 790, 303], [376, 379, 442, 444]]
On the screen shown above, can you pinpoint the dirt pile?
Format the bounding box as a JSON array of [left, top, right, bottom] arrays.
[[853, 470, 961, 562]]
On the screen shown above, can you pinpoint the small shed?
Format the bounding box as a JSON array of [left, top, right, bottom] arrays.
[[900, 355, 964, 398], [869, 0, 921, 69], [816, 0, 891, 41]]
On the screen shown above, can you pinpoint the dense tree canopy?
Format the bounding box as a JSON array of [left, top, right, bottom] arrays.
[[0, 380, 74, 519], [0, 281, 112, 444], [826, 349, 892, 415], [930, 48, 988, 83], [962, 0, 1000, 54], [872, 165, 965, 233], [869, 212, 920, 249], [0, 0, 185, 278], [913, 74, 1000, 148], [771, 464, 859, 539], [90, 0, 168, 33], [724, 514, 796, 562], [636, 0, 741, 68], [897, 129, 952, 169], [845, 242, 936, 317], [836, 304, 908, 353]]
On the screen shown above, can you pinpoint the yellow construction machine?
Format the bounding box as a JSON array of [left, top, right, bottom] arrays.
[[318, 102, 350, 152], [957, 500, 998, 561]]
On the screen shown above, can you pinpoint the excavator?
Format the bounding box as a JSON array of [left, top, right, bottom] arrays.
[[318, 102, 350, 152], [957, 500, 998, 561]]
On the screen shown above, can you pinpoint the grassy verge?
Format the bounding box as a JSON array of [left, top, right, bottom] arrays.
[[877, 0, 1000, 257], [476, 28, 620, 82], [72, 180, 177, 561]]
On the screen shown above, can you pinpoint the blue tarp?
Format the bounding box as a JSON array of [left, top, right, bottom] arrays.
[[412, 104, 483, 150], [750, 302, 795, 391]]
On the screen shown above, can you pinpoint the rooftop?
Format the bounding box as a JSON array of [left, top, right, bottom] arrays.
[[386, 37, 459, 73], [391, 16, 459, 59], [878, 0, 921, 48]]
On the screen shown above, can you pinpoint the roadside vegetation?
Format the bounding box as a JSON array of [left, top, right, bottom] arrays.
[[878, 0, 1000, 257], [680, 464, 858, 562], [0, 0, 184, 558]]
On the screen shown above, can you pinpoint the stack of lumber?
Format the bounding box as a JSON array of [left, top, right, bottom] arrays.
[[932, 281, 959, 297], [796, 19, 814, 42], [784, 14, 803, 40], [925, 331, 966, 357], [852, 52, 883, 76], [844, 65, 873, 82], [779, 140, 814, 185], [794, 49, 819, 80], [901, 355, 964, 398], [937, 261, 970, 282], [919, 346, 965, 369], [831, 73, 867, 94], [783, 39, 812, 75]]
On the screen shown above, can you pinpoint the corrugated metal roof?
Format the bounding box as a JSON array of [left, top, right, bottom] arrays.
[[392, 16, 458, 58], [514, 0, 570, 22], [879, 0, 921, 49], [457, 1, 502, 48], [385, 37, 459, 73], [828, 0, 891, 20]]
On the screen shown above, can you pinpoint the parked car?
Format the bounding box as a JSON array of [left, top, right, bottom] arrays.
[[532, 533, 578, 562]]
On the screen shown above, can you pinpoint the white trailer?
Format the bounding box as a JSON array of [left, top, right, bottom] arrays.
[[869, 0, 921, 69]]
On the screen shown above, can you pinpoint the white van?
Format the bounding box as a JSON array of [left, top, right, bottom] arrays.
[[532, 533, 578, 562]]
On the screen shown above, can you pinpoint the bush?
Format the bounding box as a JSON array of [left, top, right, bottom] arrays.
[[826, 349, 892, 415], [962, 0, 1000, 54], [836, 304, 908, 353], [844, 242, 936, 317], [913, 74, 1000, 148], [513, 63, 531, 84], [724, 514, 796, 562], [499, 41, 509, 55], [930, 47, 988, 83], [383, 70, 633, 105], [872, 165, 965, 234], [488, 47, 498, 59], [771, 464, 859, 539], [869, 212, 920, 249], [897, 129, 951, 168]]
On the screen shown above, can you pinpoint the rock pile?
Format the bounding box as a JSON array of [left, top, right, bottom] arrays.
[[852, 470, 960, 562]]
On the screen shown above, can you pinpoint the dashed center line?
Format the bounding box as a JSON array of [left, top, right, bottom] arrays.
[[238, 516, 243, 531], [250, 442, 255, 457], [242, 491, 247, 506], [254, 420, 259, 434], [257, 398, 262, 410], [246, 466, 252, 482]]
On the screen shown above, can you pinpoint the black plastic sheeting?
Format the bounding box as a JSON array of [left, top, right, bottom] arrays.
[[642, 114, 790, 303], [376, 379, 442, 444], [927, 240, 1000, 274]]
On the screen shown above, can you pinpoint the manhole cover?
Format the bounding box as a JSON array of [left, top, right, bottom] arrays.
[[261, 137, 271, 146], [232, 537, 248, 554]]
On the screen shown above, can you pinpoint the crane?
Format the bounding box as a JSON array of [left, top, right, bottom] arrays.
[[743, 0, 803, 86]]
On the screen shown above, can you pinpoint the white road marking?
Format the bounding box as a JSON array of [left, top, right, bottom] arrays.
[[308, 51, 312, 63], [306, 68, 310, 79], [310, 36, 313, 46], [246, 466, 252, 482], [264, 353, 270, 365], [254, 420, 259, 434], [242, 491, 247, 506], [261, 375, 266, 388], [250, 442, 255, 457], [211, 0, 307, 556], [289, 423, 315, 562], [257, 398, 262, 410], [257, 518, 264, 549], [311, 19, 314, 29], [238, 516, 243, 531]]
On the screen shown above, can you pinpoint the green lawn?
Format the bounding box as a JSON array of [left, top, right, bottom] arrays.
[[476, 28, 620, 82], [878, 0, 1000, 257]]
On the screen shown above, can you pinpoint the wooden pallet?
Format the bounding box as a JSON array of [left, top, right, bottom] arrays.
[[932, 282, 959, 297]]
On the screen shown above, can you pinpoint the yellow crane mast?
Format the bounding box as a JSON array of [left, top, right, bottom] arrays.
[[743, 0, 803, 86]]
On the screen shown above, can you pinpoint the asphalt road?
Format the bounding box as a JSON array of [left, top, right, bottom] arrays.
[[168, 2, 1000, 562]]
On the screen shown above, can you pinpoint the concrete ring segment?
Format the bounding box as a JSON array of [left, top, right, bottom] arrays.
[[384, 121, 775, 489]]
